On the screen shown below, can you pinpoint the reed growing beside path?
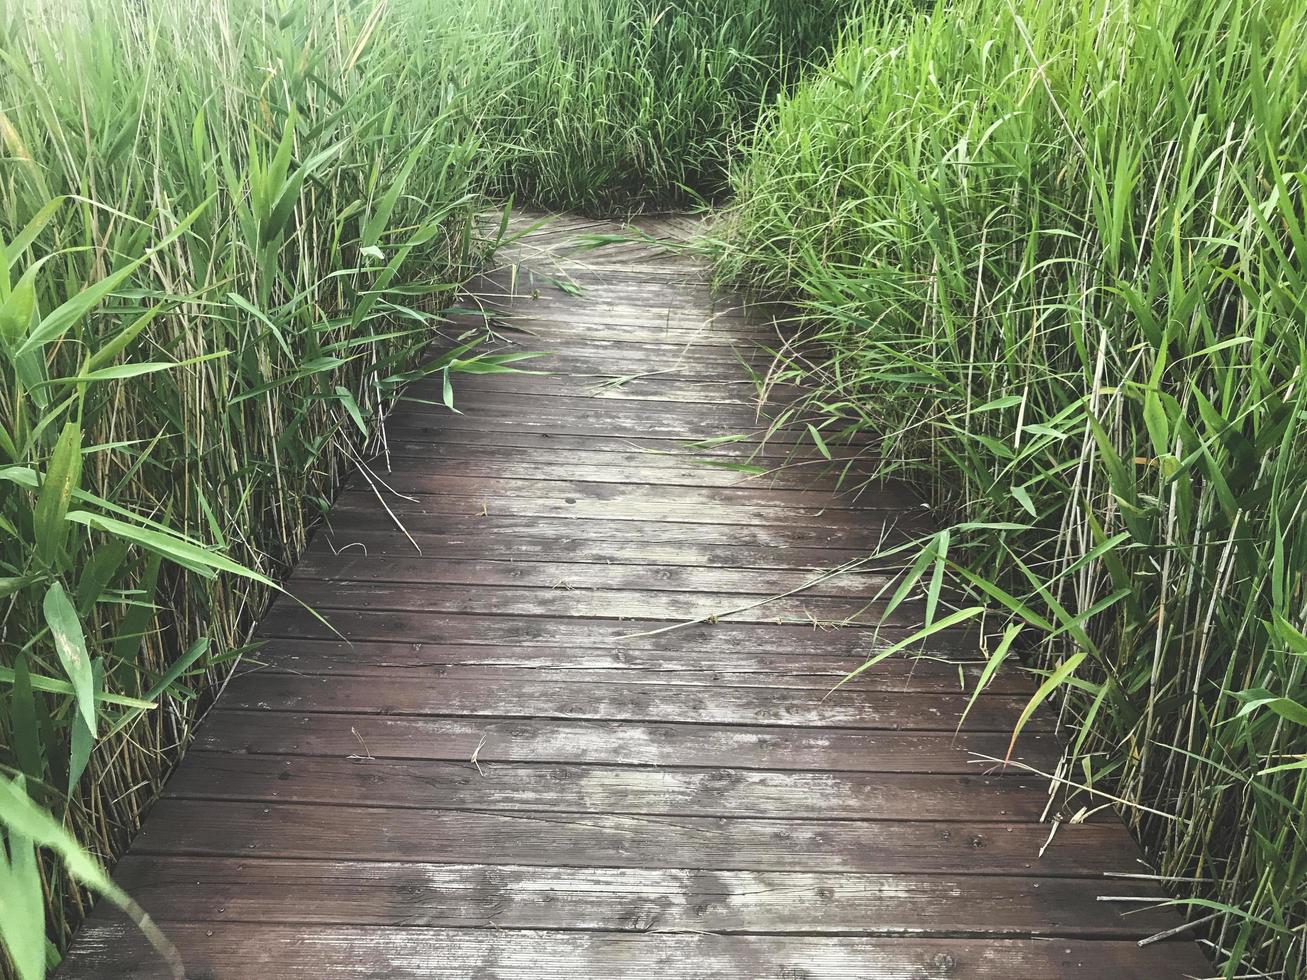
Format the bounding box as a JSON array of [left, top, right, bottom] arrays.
[[718, 0, 1306, 975], [0, 2, 491, 973]]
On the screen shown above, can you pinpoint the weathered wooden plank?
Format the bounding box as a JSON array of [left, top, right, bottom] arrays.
[[289, 556, 908, 599], [385, 407, 860, 447], [336, 474, 910, 514], [59, 923, 1212, 980], [367, 431, 850, 463], [466, 337, 775, 366], [353, 455, 870, 494], [440, 335, 779, 366], [375, 423, 862, 460], [470, 277, 732, 303], [478, 294, 761, 318], [363, 448, 881, 497], [104, 857, 1177, 938], [482, 264, 711, 287], [163, 754, 1060, 821], [197, 711, 1058, 772], [492, 287, 756, 316], [240, 637, 969, 675], [301, 528, 900, 572], [486, 322, 772, 350], [300, 533, 899, 572], [277, 577, 904, 624], [415, 369, 798, 406], [216, 672, 1044, 732], [348, 462, 903, 503], [256, 609, 990, 658], [466, 272, 727, 303], [325, 491, 910, 533], [237, 643, 1035, 692], [276, 580, 919, 628], [316, 510, 929, 550], [129, 800, 1139, 876], [374, 424, 864, 462], [435, 375, 786, 412], [474, 270, 719, 293], [478, 324, 755, 353]]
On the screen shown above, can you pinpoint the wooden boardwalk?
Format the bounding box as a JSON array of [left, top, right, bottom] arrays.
[[59, 214, 1211, 978]]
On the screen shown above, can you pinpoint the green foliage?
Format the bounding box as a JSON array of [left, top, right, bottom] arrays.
[[0, 0, 488, 974], [413, 0, 855, 211], [718, 0, 1307, 973]]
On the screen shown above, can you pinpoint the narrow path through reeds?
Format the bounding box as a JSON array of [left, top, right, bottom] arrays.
[[55, 214, 1211, 979]]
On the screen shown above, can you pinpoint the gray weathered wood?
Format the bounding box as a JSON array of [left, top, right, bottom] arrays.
[[126, 800, 1147, 875], [103, 858, 1180, 938], [163, 754, 1061, 821], [196, 711, 1058, 771], [237, 639, 1016, 684], [213, 672, 1049, 731], [58, 923, 1214, 980]]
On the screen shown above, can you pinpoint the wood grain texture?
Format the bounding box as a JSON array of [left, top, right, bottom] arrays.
[[57, 211, 1206, 978], [234, 642, 1034, 690], [212, 672, 1050, 731], [195, 711, 1060, 771], [59, 923, 1214, 980], [162, 754, 1062, 821], [103, 858, 1181, 937], [126, 800, 1145, 875]]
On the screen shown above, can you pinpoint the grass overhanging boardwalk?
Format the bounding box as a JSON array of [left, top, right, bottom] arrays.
[[57, 215, 1211, 978]]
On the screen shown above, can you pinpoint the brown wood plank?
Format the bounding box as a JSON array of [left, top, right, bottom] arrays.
[[196, 712, 1059, 771], [277, 581, 922, 628], [442, 334, 778, 365], [214, 672, 1046, 732], [288, 557, 908, 599], [58, 923, 1212, 980], [255, 609, 990, 658], [491, 291, 757, 318], [365, 435, 860, 466], [383, 409, 860, 447], [104, 857, 1178, 938], [238, 637, 1015, 685], [237, 644, 1035, 692], [280, 556, 961, 643], [412, 371, 800, 406], [317, 510, 930, 549], [162, 755, 1061, 821], [457, 319, 756, 346], [360, 455, 869, 492], [302, 527, 904, 569], [126, 799, 1144, 876], [372, 425, 866, 461], [339, 472, 908, 513], [325, 491, 910, 532]]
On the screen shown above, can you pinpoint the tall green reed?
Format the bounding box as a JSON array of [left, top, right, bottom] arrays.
[[407, 0, 855, 212], [719, 0, 1306, 974], [0, 0, 498, 973]]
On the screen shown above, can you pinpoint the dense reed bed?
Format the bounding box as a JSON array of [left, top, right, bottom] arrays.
[[0, 3, 493, 975], [0, 0, 848, 975], [719, 0, 1306, 974], [427, 0, 855, 211]]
